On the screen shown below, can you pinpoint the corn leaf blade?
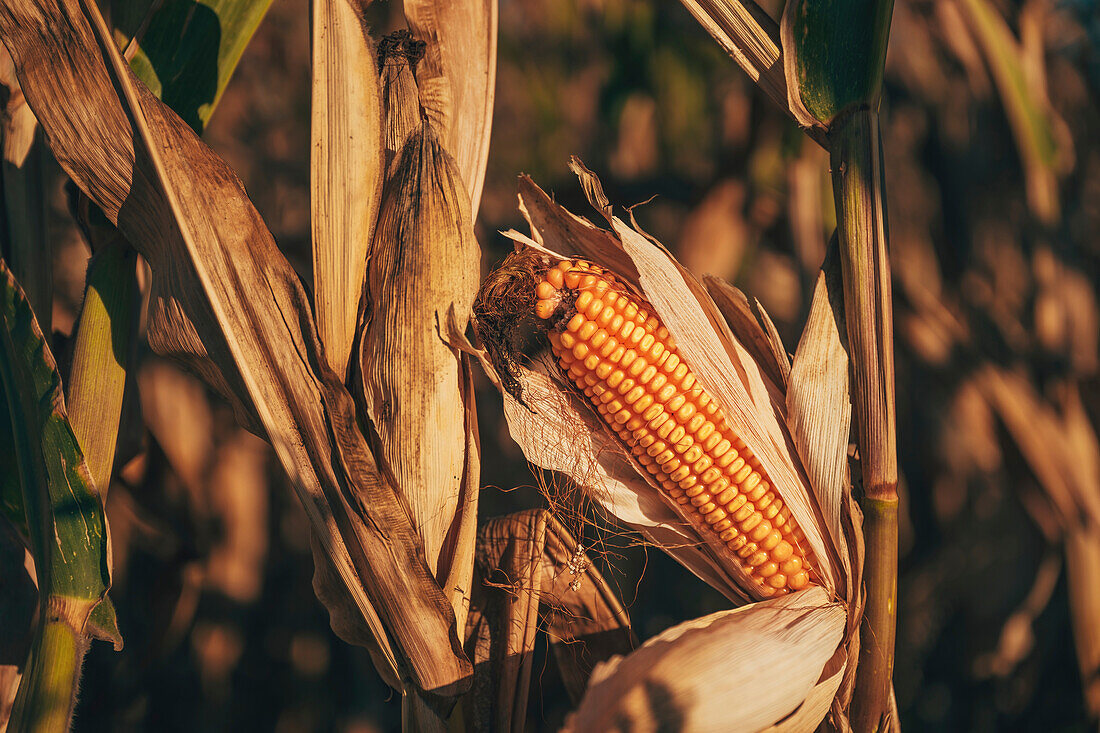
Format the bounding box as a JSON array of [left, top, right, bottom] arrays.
[[310, 0, 384, 377], [113, 0, 275, 132]]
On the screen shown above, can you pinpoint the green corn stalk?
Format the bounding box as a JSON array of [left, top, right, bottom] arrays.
[[0, 257, 119, 733]]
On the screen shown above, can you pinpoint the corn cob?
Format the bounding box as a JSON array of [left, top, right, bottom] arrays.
[[534, 259, 815, 596]]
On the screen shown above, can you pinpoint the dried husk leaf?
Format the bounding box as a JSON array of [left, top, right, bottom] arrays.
[[539, 513, 635, 702], [464, 510, 633, 731], [786, 246, 853, 600], [464, 511, 543, 733], [310, 0, 384, 378], [378, 31, 423, 169], [0, 0, 471, 699], [565, 587, 845, 733], [359, 121, 480, 576], [676, 1, 787, 125], [403, 0, 496, 217]]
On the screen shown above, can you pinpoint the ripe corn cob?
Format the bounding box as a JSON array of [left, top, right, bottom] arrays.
[[534, 259, 815, 595]]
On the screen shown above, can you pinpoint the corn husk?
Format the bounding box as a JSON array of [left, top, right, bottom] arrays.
[[358, 120, 480, 601], [474, 161, 863, 729], [403, 0, 496, 217], [378, 31, 423, 169], [564, 587, 846, 733]]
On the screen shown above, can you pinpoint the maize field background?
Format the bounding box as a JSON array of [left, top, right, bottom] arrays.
[[1, 0, 1097, 730]]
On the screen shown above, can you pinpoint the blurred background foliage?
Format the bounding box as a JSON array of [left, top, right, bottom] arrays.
[[22, 0, 1099, 729]]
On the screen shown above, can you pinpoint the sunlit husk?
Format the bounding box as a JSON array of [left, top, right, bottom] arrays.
[[378, 31, 423, 170], [359, 121, 480, 577], [565, 587, 845, 733]]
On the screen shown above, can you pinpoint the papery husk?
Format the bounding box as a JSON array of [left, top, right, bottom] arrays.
[[564, 586, 845, 733], [378, 31, 423, 170], [309, 0, 384, 379], [492, 164, 840, 600], [464, 510, 633, 732], [0, 0, 471, 699], [359, 120, 480, 578], [403, 0, 496, 218]]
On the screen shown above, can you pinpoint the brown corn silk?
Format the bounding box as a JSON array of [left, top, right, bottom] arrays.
[[532, 258, 816, 596]]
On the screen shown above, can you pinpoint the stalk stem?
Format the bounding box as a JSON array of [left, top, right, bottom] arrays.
[[8, 609, 88, 733], [829, 107, 898, 732]]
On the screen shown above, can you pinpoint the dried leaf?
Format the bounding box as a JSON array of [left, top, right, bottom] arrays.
[[704, 275, 790, 392], [404, 0, 496, 218], [359, 121, 480, 573], [0, 0, 470, 697], [378, 31, 424, 169], [310, 0, 384, 378], [464, 510, 632, 731], [676, 0, 818, 143], [787, 247, 853, 598], [566, 587, 845, 733]]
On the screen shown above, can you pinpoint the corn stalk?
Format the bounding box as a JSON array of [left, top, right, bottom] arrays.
[[780, 0, 897, 728]]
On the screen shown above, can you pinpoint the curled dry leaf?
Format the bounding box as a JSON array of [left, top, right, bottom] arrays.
[[472, 162, 862, 729], [0, 0, 471, 699], [565, 587, 846, 733], [403, 0, 497, 217]]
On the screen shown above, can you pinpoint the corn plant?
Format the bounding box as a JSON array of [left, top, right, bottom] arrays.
[[0, 0, 917, 729]]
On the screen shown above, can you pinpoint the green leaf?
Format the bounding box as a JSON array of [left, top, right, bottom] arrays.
[[0, 256, 110, 615], [113, 0, 275, 132], [780, 0, 895, 127]]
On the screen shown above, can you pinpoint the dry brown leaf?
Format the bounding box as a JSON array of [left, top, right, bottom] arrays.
[[378, 31, 423, 170], [404, 0, 496, 218], [310, 0, 384, 379], [0, 0, 470, 699], [565, 587, 845, 733], [539, 513, 635, 703], [677, 0, 799, 136], [787, 247, 853, 600], [464, 510, 632, 732], [705, 274, 790, 392], [359, 121, 480, 575]]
